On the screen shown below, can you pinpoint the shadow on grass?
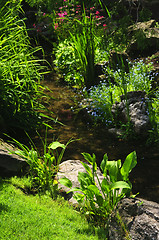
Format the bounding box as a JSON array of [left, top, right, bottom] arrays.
[[77, 220, 108, 239], [0, 178, 10, 213]]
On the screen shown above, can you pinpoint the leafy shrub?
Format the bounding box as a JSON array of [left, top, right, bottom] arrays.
[[85, 60, 154, 126], [59, 151, 137, 224], [54, 39, 84, 86], [8, 132, 72, 198]]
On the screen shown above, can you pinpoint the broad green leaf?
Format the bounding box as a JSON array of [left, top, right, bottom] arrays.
[[120, 151, 137, 181], [87, 185, 101, 196], [58, 177, 72, 188], [107, 159, 121, 182], [80, 161, 93, 178], [81, 152, 96, 165], [67, 187, 82, 193], [73, 193, 85, 204], [92, 154, 97, 173], [100, 153, 108, 176], [78, 172, 93, 188], [101, 178, 110, 193], [96, 195, 104, 206], [110, 181, 131, 190], [48, 141, 66, 150]]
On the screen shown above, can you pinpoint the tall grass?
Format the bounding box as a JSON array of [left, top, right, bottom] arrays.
[[69, 8, 97, 89], [0, 1, 47, 130]]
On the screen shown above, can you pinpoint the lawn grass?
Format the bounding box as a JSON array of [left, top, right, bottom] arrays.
[[0, 178, 107, 240]]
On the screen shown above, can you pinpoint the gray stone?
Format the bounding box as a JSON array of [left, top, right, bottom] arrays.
[[111, 91, 150, 135], [109, 197, 159, 240], [127, 20, 159, 56], [0, 139, 28, 177]]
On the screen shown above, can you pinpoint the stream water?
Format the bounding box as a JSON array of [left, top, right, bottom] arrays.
[[18, 1, 159, 204], [35, 72, 159, 203]]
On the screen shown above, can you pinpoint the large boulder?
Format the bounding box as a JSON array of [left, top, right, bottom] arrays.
[[111, 91, 151, 135], [109, 197, 159, 240], [127, 19, 159, 57], [58, 159, 159, 240], [0, 139, 28, 177]]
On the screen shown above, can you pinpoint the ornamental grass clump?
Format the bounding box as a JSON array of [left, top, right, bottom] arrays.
[[0, 1, 47, 130]]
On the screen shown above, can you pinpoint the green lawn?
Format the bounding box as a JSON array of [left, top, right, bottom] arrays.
[[0, 178, 107, 240]]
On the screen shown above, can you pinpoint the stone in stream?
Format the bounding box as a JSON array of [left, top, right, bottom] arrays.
[[111, 91, 151, 136]]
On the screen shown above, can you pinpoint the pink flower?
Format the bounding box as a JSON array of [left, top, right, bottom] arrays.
[[99, 16, 104, 19], [43, 13, 46, 16], [64, 0, 66, 1], [58, 12, 65, 18], [54, 23, 58, 30], [103, 24, 107, 27], [95, 11, 100, 15], [90, 7, 95, 10], [63, 11, 68, 15]]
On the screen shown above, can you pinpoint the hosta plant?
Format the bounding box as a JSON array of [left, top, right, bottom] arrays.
[[59, 151, 137, 222]]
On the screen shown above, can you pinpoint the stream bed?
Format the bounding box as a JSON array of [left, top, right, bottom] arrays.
[[36, 73, 159, 203]]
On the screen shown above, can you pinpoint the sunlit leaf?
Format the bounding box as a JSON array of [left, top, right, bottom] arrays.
[[120, 151, 137, 181], [49, 141, 66, 150], [110, 181, 131, 190], [100, 153, 108, 176], [80, 161, 93, 178], [58, 177, 72, 188]]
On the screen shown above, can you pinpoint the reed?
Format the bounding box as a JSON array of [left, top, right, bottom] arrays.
[[0, 1, 46, 130]]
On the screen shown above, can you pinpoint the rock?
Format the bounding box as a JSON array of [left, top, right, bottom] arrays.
[[57, 159, 104, 205], [0, 139, 28, 177], [129, 19, 156, 32], [111, 91, 150, 135], [127, 20, 159, 57], [109, 197, 159, 240]]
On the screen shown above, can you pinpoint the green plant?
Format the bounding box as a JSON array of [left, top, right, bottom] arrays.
[[53, 39, 83, 86], [59, 151, 137, 225], [0, 1, 48, 130], [52, 1, 109, 88], [86, 60, 154, 129], [7, 131, 72, 198]]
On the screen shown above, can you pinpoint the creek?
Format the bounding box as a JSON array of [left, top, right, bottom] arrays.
[[34, 71, 159, 203], [19, 0, 159, 204]]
